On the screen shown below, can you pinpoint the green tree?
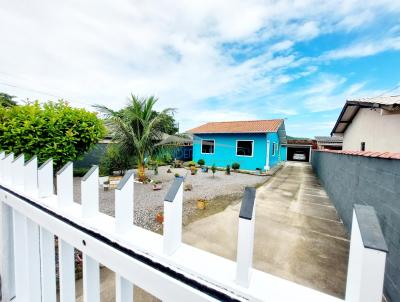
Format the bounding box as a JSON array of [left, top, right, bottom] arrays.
[[0, 92, 17, 107], [0, 101, 106, 169], [95, 95, 174, 181]]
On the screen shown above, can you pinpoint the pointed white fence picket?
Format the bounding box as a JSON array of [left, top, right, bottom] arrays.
[[0, 152, 388, 302]]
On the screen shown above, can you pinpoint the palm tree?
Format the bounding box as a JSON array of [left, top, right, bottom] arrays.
[[95, 95, 174, 181]]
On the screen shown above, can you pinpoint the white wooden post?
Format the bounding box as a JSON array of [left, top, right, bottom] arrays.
[[57, 162, 75, 302], [38, 159, 53, 197], [38, 158, 57, 302], [81, 165, 99, 218], [116, 274, 133, 302], [0, 152, 16, 302], [115, 170, 134, 233], [0, 150, 5, 181], [81, 166, 100, 302], [24, 156, 38, 196], [265, 140, 270, 171], [57, 162, 73, 208], [345, 205, 388, 302], [12, 154, 24, 187], [163, 176, 183, 256], [115, 170, 134, 302], [24, 156, 42, 302], [10, 154, 31, 301], [236, 187, 256, 288], [2, 153, 14, 185]]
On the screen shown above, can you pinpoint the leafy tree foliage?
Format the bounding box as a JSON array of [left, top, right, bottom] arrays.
[[95, 95, 174, 181], [0, 92, 17, 107], [0, 101, 106, 169]]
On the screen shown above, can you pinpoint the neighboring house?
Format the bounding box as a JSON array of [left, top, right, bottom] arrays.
[[332, 95, 400, 152], [187, 119, 287, 171], [315, 136, 343, 150], [157, 133, 193, 161], [74, 136, 112, 169], [285, 137, 315, 162]]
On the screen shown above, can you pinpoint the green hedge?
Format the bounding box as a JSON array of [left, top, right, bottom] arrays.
[[0, 101, 105, 169]]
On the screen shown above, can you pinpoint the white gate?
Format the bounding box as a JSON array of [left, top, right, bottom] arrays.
[[0, 151, 387, 302]]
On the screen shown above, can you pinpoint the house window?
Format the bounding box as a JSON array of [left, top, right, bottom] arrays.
[[272, 143, 278, 156], [236, 140, 253, 157], [361, 142, 365, 151], [201, 140, 215, 154]]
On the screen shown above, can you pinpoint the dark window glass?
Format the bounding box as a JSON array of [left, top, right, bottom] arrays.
[[361, 142, 366, 151], [237, 141, 253, 156], [201, 140, 214, 154]]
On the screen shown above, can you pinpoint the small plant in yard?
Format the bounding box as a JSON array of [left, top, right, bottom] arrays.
[[167, 168, 172, 173], [152, 180, 162, 190], [232, 162, 240, 171], [174, 173, 180, 177], [184, 183, 193, 191], [196, 199, 207, 210], [190, 166, 198, 175], [186, 160, 196, 167], [226, 165, 231, 175], [211, 164, 217, 177], [197, 159, 205, 166], [155, 212, 164, 224]]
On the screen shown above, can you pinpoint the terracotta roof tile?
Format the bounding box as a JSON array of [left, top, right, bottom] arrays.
[[315, 150, 400, 160], [187, 119, 283, 134]]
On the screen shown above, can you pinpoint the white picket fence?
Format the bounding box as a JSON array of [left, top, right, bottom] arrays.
[[0, 151, 388, 302]]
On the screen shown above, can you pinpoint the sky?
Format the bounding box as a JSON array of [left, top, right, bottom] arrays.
[[0, 0, 400, 137]]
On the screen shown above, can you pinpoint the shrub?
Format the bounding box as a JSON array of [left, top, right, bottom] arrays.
[[0, 100, 105, 169], [185, 160, 196, 167], [226, 165, 231, 175], [197, 159, 205, 166], [73, 167, 90, 177], [232, 162, 240, 171], [211, 164, 216, 177], [100, 144, 135, 176], [174, 173, 180, 177]]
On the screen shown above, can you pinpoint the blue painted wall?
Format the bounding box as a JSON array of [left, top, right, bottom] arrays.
[[280, 145, 287, 161], [192, 132, 283, 171]]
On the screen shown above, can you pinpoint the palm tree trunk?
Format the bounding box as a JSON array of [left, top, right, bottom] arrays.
[[138, 160, 146, 182]]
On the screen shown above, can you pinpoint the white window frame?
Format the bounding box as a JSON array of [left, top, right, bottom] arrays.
[[201, 139, 215, 154], [236, 140, 254, 157], [272, 142, 277, 156]]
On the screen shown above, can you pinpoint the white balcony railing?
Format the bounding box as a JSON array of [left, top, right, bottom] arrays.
[[0, 151, 387, 302]]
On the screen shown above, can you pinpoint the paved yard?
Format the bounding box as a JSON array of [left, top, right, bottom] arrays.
[[183, 162, 349, 298], [75, 162, 349, 300]]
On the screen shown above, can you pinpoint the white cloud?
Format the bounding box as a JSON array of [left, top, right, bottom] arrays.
[[321, 36, 400, 60], [0, 0, 399, 131]]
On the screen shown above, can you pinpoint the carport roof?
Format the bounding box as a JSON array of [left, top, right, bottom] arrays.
[[331, 95, 400, 135], [187, 119, 284, 134]]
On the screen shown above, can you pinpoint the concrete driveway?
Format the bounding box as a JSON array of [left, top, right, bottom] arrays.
[[183, 162, 349, 298]]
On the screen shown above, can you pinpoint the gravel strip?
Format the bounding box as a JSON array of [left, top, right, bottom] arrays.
[[73, 166, 269, 232]]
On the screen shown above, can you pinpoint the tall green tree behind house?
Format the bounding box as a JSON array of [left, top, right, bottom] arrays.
[[95, 95, 174, 181], [0, 92, 17, 107], [0, 101, 106, 169]]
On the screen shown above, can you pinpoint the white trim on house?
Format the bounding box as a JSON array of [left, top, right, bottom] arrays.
[[272, 142, 278, 156], [236, 140, 254, 157], [200, 139, 215, 154]]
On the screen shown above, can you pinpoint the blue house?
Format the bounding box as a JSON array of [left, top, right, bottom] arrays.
[[188, 119, 287, 171]]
